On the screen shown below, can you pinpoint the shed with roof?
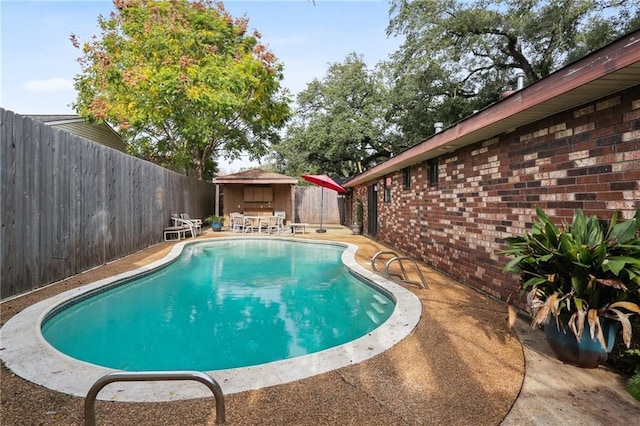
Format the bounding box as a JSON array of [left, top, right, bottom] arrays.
[[212, 169, 298, 223]]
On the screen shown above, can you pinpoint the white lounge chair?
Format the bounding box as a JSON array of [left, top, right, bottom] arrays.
[[179, 213, 202, 234], [163, 225, 185, 241], [170, 214, 196, 238]]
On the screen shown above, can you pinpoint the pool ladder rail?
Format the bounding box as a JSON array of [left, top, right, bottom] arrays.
[[85, 371, 225, 425], [371, 250, 429, 290]]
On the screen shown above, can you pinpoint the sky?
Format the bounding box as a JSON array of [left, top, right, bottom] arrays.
[[1, 0, 402, 172]]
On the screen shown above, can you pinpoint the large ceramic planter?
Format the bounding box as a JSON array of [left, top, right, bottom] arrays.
[[211, 223, 223, 232], [544, 314, 619, 368]]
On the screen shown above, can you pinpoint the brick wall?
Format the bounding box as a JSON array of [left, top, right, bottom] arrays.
[[356, 85, 640, 302]]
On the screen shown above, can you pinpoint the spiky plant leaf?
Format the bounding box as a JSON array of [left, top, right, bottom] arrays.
[[559, 233, 578, 260], [536, 206, 557, 232], [568, 309, 587, 341], [532, 292, 560, 328], [572, 275, 588, 294], [595, 277, 628, 290], [507, 304, 517, 332], [587, 309, 607, 349], [607, 308, 633, 347], [545, 221, 558, 246], [605, 210, 620, 238], [571, 210, 588, 244], [502, 255, 528, 273], [604, 256, 640, 275], [592, 242, 607, 265], [608, 301, 640, 315], [522, 276, 548, 289], [609, 218, 639, 244]]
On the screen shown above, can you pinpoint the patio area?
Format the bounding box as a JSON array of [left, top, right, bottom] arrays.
[[1, 225, 638, 425]]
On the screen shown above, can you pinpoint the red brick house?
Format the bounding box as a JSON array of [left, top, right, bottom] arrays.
[[344, 30, 640, 301]]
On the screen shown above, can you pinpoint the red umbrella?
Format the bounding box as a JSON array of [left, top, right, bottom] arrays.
[[301, 174, 347, 233]]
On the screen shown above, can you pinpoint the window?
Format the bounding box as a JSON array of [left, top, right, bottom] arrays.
[[384, 176, 391, 202], [428, 158, 439, 186], [403, 167, 411, 189]]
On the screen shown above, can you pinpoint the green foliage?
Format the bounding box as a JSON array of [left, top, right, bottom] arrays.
[[205, 215, 225, 225], [385, 0, 640, 145], [353, 199, 364, 226], [71, 0, 290, 180], [608, 319, 640, 374], [270, 53, 406, 178], [610, 345, 640, 375], [501, 207, 640, 348], [628, 371, 640, 401]]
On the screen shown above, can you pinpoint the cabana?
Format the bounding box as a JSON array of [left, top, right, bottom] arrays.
[[212, 169, 298, 224]]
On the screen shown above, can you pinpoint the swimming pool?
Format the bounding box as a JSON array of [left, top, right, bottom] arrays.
[[41, 240, 394, 371], [0, 237, 421, 402]]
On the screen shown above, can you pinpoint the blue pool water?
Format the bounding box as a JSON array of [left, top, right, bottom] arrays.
[[42, 239, 394, 371]]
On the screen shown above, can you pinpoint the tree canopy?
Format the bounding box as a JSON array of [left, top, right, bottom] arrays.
[[385, 0, 640, 145], [270, 53, 405, 178], [71, 0, 290, 180]]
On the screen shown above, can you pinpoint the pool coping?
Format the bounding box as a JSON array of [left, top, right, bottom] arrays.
[[0, 237, 422, 402]]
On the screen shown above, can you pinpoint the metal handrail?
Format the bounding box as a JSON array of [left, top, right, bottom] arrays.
[[85, 371, 225, 425], [371, 250, 399, 273], [384, 256, 429, 290]]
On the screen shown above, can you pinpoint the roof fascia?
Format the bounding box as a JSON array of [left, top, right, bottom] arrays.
[[212, 179, 298, 185], [345, 30, 640, 188]]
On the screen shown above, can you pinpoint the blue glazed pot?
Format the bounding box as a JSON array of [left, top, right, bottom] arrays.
[[544, 314, 619, 368]]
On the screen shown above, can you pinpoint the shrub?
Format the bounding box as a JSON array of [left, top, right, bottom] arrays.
[[501, 207, 640, 349], [628, 372, 640, 401]]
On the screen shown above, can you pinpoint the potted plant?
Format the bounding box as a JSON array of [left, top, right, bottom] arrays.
[[350, 199, 363, 235], [501, 207, 640, 368], [205, 215, 226, 232]]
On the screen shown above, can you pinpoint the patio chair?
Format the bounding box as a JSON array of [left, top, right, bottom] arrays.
[[163, 225, 185, 241], [180, 213, 202, 234], [170, 214, 196, 238], [259, 216, 271, 233], [230, 213, 245, 233], [273, 211, 286, 233], [265, 215, 281, 234], [243, 216, 257, 233]]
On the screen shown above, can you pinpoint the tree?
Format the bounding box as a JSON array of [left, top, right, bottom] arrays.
[[71, 0, 290, 180], [271, 53, 404, 178], [385, 0, 640, 145]]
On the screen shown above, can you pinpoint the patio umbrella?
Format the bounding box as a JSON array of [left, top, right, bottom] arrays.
[[301, 174, 347, 233]]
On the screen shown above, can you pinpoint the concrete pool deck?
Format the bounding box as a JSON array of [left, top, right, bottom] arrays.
[[1, 225, 638, 424], [0, 239, 423, 401]]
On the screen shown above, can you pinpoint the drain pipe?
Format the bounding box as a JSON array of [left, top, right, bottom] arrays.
[[434, 122, 444, 133]]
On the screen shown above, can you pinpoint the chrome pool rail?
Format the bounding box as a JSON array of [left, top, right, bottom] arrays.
[[84, 371, 225, 425], [371, 250, 429, 290]]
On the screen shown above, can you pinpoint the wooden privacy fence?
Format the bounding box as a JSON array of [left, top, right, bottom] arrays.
[[294, 186, 345, 224], [1, 109, 215, 299]]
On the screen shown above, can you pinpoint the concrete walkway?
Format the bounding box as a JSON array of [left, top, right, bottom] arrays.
[[503, 318, 640, 425]]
